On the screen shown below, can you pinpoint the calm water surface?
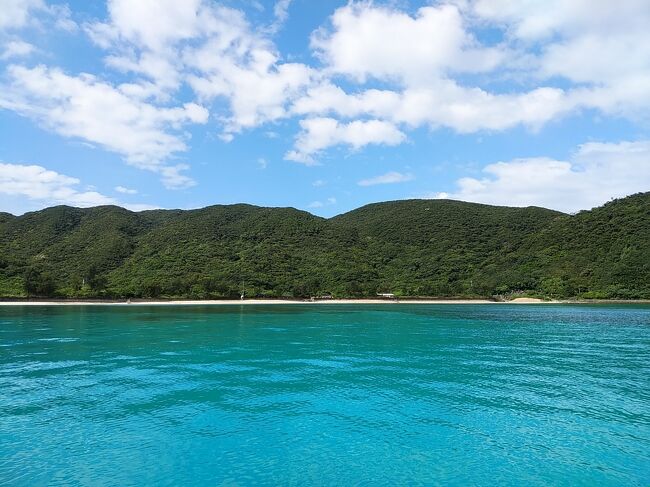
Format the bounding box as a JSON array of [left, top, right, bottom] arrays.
[[1, 304, 649, 486]]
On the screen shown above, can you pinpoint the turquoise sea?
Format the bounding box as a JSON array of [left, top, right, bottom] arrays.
[[1, 304, 649, 486]]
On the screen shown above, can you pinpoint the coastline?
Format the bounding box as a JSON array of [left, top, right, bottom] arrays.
[[1, 297, 648, 306], [0, 297, 602, 306]]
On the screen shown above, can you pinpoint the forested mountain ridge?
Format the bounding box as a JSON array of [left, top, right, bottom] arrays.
[[0, 193, 648, 299]]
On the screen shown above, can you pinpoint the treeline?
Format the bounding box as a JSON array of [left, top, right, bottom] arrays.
[[0, 192, 648, 300]]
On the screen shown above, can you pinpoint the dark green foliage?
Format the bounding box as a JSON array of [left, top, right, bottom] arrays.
[[23, 266, 56, 297], [0, 193, 648, 299]]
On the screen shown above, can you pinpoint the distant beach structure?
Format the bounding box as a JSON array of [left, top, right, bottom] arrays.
[[377, 293, 395, 299]]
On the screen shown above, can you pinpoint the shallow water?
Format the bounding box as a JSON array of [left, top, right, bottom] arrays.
[[1, 304, 649, 486]]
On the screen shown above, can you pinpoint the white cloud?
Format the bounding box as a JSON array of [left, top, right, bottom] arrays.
[[188, 56, 313, 135], [312, 179, 326, 187], [291, 3, 578, 135], [312, 3, 503, 86], [86, 0, 207, 52], [358, 171, 414, 187], [185, 35, 314, 136], [74, 0, 650, 168], [293, 81, 570, 133], [218, 133, 234, 143], [0, 0, 43, 31], [308, 196, 336, 209], [0, 40, 35, 59], [466, 0, 650, 118], [85, 0, 225, 95], [285, 118, 406, 164], [48, 4, 77, 32], [0, 162, 115, 207], [273, 0, 292, 24], [304, 1, 650, 139], [0, 65, 207, 188], [0, 0, 76, 32], [114, 185, 137, 194], [469, 0, 650, 42], [257, 157, 268, 169], [0, 162, 160, 214], [86, 0, 314, 135], [265, 0, 293, 34], [298, 1, 650, 137], [433, 140, 650, 212], [3, 0, 650, 184]]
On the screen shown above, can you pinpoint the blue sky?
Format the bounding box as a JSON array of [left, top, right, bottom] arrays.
[[1, 0, 649, 216]]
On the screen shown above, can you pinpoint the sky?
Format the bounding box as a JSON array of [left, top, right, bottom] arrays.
[[0, 0, 649, 217]]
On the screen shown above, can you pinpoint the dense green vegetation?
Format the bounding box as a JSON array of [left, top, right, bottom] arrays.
[[0, 193, 648, 300]]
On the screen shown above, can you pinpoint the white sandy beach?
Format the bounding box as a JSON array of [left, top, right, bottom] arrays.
[[0, 297, 552, 306]]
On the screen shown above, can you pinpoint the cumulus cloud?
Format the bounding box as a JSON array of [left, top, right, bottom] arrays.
[[0, 40, 35, 59], [432, 140, 650, 212], [466, 0, 650, 119], [291, 1, 650, 143], [312, 3, 503, 85], [292, 81, 570, 133], [285, 3, 576, 142], [0, 0, 44, 31], [0, 65, 207, 188], [183, 18, 314, 136], [285, 118, 406, 164], [86, 0, 208, 51], [187, 50, 313, 135], [87, 0, 314, 136], [0, 162, 115, 207], [358, 171, 414, 187], [0, 162, 160, 213], [2, 0, 649, 196], [308, 196, 336, 209], [469, 0, 649, 42], [114, 185, 137, 194], [0, 0, 76, 32], [85, 0, 230, 93]]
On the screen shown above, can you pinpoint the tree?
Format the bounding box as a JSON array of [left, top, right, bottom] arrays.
[[86, 265, 107, 293], [24, 267, 56, 297]]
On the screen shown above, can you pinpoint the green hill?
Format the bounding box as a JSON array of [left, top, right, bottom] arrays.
[[0, 193, 648, 299], [495, 192, 650, 299]]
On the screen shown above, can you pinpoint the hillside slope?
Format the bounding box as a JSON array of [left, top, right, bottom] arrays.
[[331, 199, 564, 296], [0, 193, 647, 299], [496, 192, 650, 298]]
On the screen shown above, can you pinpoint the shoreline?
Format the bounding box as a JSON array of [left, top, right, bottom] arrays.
[[0, 297, 647, 306], [0, 298, 499, 306]]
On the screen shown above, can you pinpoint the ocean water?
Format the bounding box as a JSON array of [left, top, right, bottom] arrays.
[[0, 304, 649, 486]]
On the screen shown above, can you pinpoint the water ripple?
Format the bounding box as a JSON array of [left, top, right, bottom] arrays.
[[0, 304, 648, 486]]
